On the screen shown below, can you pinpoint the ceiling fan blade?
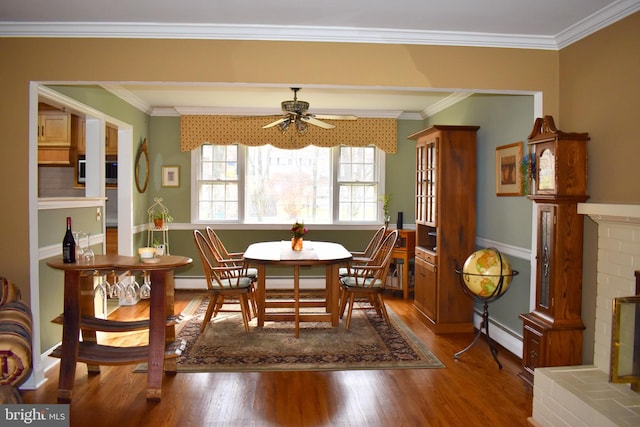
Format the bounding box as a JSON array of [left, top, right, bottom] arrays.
[[262, 117, 289, 129], [314, 114, 358, 121], [301, 116, 336, 129]]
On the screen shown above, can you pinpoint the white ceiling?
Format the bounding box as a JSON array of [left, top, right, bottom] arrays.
[[5, 0, 640, 118]]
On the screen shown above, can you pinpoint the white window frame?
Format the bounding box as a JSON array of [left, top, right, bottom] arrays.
[[191, 144, 386, 225]]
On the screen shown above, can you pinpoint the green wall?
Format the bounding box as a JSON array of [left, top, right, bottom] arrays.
[[425, 93, 534, 333]]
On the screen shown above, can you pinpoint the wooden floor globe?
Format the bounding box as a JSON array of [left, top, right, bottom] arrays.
[[454, 248, 518, 369], [461, 247, 514, 301]]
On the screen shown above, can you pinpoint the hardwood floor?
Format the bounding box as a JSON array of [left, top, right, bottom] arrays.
[[22, 290, 533, 427]]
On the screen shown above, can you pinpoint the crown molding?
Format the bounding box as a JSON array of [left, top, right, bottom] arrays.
[[2, 1, 639, 50], [101, 85, 153, 114], [0, 21, 560, 49], [167, 106, 405, 119], [555, 0, 640, 49], [421, 92, 474, 118]]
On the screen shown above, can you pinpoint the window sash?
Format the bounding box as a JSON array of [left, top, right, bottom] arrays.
[[192, 144, 385, 224]]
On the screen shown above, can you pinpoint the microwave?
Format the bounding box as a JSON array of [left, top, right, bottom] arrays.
[[78, 157, 118, 185]]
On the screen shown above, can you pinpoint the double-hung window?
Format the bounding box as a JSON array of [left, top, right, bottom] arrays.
[[193, 143, 384, 224]]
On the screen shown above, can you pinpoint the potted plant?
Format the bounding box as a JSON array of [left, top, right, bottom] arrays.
[[153, 211, 173, 229], [380, 193, 392, 226]]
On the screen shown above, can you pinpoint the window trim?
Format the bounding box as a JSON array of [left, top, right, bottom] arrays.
[[191, 144, 386, 226]]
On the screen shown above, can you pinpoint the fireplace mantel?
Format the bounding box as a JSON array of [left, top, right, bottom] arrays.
[[578, 203, 640, 224]]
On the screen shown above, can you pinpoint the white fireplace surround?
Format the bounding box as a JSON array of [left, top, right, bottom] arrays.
[[530, 203, 640, 427]]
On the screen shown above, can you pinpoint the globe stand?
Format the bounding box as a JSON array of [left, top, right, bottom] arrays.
[[454, 251, 518, 369], [454, 297, 503, 368]]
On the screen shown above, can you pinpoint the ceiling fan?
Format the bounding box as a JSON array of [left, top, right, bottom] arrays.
[[262, 88, 357, 135]]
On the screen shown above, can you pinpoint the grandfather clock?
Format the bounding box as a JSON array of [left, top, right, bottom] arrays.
[[519, 116, 589, 385]]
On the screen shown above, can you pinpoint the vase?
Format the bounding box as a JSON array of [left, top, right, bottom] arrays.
[[291, 237, 303, 251]]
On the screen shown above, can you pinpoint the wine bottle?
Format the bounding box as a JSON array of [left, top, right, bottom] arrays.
[[62, 217, 76, 263]]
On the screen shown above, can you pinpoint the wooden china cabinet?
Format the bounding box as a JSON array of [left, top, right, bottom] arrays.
[[408, 125, 479, 334], [519, 116, 589, 385]]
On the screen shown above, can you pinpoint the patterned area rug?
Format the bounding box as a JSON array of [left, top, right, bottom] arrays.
[[139, 296, 444, 372]]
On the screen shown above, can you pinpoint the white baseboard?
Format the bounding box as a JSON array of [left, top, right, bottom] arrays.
[[472, 310, 523, 359]]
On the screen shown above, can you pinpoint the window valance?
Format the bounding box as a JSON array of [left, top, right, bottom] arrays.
[[180, 115, 398, 153]]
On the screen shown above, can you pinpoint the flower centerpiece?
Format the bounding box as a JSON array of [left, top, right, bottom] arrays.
[[290, 220, 307, 251]]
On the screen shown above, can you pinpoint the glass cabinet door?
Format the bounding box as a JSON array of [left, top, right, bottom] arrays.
[[415, 138, 438, 226], [536, 204, 555, 315]]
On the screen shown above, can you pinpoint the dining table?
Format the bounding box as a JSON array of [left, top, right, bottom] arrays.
[[243, 240, 352, 337]]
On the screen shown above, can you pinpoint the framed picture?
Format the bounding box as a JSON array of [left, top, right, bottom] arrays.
[[495, 142, 523, 196], [161, 165, 180, 188]]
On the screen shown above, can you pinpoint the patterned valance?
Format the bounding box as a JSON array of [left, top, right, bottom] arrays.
[[180, 115, 397, 153]]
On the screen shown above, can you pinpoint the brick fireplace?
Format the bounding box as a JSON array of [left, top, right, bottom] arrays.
[[530, 204, 640, 426]]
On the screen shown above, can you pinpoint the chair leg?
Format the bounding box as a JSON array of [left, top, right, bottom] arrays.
[[339, 286, 349, 319], [201, 294, 218, 332], [368, 293, 380, 316], [376, 293, 391, 326], [249, 283, 258, 318], [344, 292, 356, 330], [239, 294, 251, 332], [213, 295, 224, 318]]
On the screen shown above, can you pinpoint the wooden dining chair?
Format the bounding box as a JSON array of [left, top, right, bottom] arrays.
[[339, 229, 398, 330], [350, 225, 388, 261], [193, 229, 253, 333], [205, 226, 258, 317], [339, 225, 387, 276], [338, 225, 387, 309]]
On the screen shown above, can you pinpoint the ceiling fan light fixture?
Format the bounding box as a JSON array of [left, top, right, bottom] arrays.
[[295, 120, 308, 135], [282, 100, 309, 113], [277, 119, 290, 134]]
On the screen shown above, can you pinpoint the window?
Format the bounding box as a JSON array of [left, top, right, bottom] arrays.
[[193, 144, 384, 224]]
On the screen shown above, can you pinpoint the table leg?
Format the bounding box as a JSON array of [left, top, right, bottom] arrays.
[[79, 272, 100, 375], [294, 265, 300, 338], [58, 270, 81, 403], [327, 264, 340, 327], [146, 269, 167, 401], [402, 256, 410, 300], [163, 271, 177, 375], [256, 265, 266, 327]]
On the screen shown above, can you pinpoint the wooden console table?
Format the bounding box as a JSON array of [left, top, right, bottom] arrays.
[[388, 229, 415, 299], [47, 254, 192, 402]]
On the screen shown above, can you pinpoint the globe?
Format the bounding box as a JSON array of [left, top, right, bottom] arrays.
[[461, 248, 513, 298]]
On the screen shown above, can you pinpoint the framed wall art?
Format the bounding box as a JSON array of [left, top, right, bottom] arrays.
[[495, 142, 523, 196], [161, 165, 180, 188]]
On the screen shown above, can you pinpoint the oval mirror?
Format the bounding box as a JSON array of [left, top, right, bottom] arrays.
[[135, 138, 149, 193]]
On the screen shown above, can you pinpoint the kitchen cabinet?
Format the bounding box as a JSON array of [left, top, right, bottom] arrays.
[[37, 109, 71, 165], [105, 123, 118, 156], [408, 125, 479, 334]]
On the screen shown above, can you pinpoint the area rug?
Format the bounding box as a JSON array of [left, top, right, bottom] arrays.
[[137, 296, 444, 372]]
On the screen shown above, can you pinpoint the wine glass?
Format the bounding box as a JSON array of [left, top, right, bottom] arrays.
[[80, 233, 95, 264], [102, 273, 112, 297], [74, 232, 83, 260], [140, 271, 151, 299], [93, 270, 107, 300], [110, 273, 124, 299]]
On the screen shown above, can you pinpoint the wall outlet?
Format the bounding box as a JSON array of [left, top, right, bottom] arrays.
[[96, 207, 102, 222]]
